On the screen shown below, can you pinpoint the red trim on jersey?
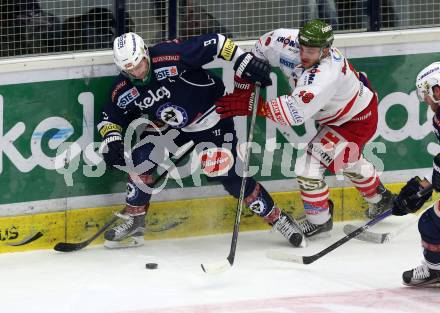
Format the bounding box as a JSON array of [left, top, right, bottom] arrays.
[[319, 91, 359, 125]]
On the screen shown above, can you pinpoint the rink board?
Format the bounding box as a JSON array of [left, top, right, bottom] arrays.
[[0, 182, 426, 253]]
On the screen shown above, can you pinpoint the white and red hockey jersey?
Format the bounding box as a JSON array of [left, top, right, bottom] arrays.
[[253, 28, 374, 127]]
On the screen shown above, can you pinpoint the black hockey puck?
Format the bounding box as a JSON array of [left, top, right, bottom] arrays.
[[145, 262, 158, 269]]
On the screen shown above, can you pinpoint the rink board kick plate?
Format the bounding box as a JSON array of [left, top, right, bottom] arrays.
[[0, 183, 410, 253]]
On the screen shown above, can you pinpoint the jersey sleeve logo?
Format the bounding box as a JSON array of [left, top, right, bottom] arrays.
[[219, 38, 237, 61]]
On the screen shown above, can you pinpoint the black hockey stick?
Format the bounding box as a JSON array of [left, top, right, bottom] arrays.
[[54, 143, 194, 252], [267, 185, 433, 265], [201, 84, 261, 274]]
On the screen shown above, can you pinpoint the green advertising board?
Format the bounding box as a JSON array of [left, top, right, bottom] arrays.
[[0, 52, 439, 208]]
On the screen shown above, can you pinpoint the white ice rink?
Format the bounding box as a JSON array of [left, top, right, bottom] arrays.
[[1, 215, 438, 313]]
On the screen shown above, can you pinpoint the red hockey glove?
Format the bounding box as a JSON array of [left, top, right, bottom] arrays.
[[215, 76, 264, 119]]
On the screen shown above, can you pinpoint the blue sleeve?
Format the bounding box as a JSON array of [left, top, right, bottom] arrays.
[[154, 34, 239, 69]]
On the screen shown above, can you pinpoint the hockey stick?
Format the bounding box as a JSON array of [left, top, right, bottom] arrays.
[[201, 83, 261, 274], [266, 185, 433, 265], [53, 143, 194, 252], [342, 215, 419, 244]]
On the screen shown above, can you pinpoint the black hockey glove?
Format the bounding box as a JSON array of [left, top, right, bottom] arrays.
[[234, 52, 272, 87], [392, 176, 432, 216], [432, 153, 440, 192], [100, 134, 125, 169]]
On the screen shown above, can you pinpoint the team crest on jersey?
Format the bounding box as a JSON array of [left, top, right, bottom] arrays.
[[117, 87, 140, 109], [154, 66, 179, 80], [199, 147, 234, 177], [156, 103, 188, 128]]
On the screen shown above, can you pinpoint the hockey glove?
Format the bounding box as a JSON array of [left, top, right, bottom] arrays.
[[432, 153, 440, 192], [215, 76, 264, 119], [392, 176, 432, 216], [234, 52, 272, 87], [100, 134, 126, 169]]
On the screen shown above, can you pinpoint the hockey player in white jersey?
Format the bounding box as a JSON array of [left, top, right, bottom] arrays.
[[216, 20, 394, 239]]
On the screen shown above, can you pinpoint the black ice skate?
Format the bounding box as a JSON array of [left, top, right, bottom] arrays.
[[402, 261, 440, 287], [299, 200, 334, 239], [104, 212, 146, 249], [265, 207, 306, 247], [365, 183, 395, 219]]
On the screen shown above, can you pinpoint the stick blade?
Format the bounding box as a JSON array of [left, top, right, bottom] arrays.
[[266, 250, 305, 264], [201, 260, 231, 274], [343, 224, 389, 244], [53, 242, 87, 252]]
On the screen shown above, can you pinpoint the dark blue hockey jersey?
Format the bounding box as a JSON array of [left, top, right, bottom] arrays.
[[98, 34, 241, 138]]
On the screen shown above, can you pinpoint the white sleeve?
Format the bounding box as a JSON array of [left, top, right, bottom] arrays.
[[252, 31, 272, 60], [262, 72, 338, 126]]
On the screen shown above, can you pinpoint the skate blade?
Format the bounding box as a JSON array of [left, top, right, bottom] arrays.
[[104, 236, 145, 249]]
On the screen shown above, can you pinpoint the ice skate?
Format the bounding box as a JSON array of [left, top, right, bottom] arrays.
[[104, 212, 145, 249], [365, 184, 395, 219], [299, 200, 334, 239], [264, 207, 306, 247], [402, 261, 440, 287]]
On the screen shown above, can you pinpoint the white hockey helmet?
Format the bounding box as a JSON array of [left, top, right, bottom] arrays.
[[113, 32, 149, 72], [415, 62, 440, 103]]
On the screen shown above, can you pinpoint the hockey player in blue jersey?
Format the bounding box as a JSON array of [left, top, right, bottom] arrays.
[[98, 32, 305, 248], [391, 62, 440, 287]]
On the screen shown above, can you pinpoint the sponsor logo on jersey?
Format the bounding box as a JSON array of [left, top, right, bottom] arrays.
[[280, 57, 296, 69], [151, 55, 180, 63], [306, 66, 320, 84], [276, 36, 296, 48], [117, 87, 140, 109], [199, 147, 234, 177], [285, 96, 304, 124], [154, 66, 179, 80], [219, 38, 237, 61], [134, 86, 171, 110], [156, 103, 188, 128], [111, 80, 127, 102]]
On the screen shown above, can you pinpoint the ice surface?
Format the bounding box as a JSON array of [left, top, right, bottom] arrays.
[[0, 214, 438, 313]]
